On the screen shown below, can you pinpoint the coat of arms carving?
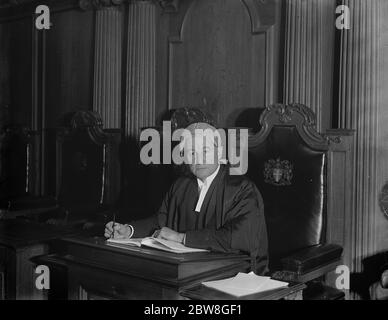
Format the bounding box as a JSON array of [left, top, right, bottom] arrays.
[[264, 158, 293, 186]]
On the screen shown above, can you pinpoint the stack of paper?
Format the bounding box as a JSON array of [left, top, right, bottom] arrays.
[[202, 272, 289, 297]]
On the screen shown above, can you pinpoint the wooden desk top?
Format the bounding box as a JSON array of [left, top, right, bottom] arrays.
[[62, 236, 249, 265], [47, 236, 251, 288], [0, 219, 79, 250]]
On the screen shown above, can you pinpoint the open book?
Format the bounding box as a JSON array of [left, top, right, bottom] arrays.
[[202, 272, 289, 297], [106, 237, 208, 254]]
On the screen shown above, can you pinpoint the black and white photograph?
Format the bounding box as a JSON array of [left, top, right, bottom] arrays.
[[0, 0, 387, 306]]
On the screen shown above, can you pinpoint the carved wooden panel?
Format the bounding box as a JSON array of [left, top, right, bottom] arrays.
[[168, 0, 276, 127]]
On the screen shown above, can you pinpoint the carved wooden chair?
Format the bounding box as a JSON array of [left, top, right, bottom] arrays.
[[247, 103, 353, 299], [0, 127, 57, 219], [48, 111, 121, 228]]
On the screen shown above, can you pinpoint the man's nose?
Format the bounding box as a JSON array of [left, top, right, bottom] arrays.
[[193, 152, 204, 164]]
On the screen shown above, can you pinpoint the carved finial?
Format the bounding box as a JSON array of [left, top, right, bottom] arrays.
[[158, 0, 179, 12], [79, 0, 124, 11]]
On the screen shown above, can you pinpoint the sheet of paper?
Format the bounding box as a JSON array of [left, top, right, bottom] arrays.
[[202, 272, 289, 297]]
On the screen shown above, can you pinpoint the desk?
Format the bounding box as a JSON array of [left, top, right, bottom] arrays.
[[180, 282, 306, 300], [0, 219, 78, 299], [42, 236, 251, 300]]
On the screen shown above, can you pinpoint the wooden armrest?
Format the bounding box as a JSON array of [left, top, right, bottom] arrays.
[[280, 244, 343, 274], [271, 244, 343, 283], [271, 259, 341, 283]]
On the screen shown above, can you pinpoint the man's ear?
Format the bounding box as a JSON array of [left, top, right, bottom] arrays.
[[217, 146, 227, 164]]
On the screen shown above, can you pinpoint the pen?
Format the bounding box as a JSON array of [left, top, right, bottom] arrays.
[[111, 212, 116, 239], [152, 230, 160, 238]]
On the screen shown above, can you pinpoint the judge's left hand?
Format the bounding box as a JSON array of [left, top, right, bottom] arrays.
[[156, 227, 185, 243]]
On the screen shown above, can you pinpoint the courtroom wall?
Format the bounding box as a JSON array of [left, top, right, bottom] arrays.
[[1, 0, 387, 269], [376, 1, 388, 252]]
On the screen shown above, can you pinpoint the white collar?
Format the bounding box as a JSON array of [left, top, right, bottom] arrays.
[[197, 165, 220, 189]]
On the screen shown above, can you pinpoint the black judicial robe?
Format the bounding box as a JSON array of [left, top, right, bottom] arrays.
[[130, 165, 268, 274]]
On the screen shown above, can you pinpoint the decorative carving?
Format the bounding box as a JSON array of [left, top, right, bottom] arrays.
[[261, 104, 317, 127], [264, 158, 293, 187], [276, 105, 293, 124], [58, 110, 103, 128], [79, 0, 123, 11], [158, 0, 179, 12], [379, 183, 388, 219], [170, 107, 214, 131], [56, 111, 110, 146], [327, 136, 342, 145], [249, 104, 329, 156]]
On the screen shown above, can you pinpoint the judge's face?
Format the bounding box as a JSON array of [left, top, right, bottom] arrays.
[[187, 138, 220, 181]]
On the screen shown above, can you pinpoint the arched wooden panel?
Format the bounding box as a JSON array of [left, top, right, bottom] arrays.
[[168, 0, 276, 127]]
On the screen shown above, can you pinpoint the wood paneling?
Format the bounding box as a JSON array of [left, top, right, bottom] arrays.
[[167, 0, 276, 127], [125, 1, 156, 138], [45, 9, 94, 127], [3, 19, 33, 127], [93, 6, 124, 129], [0, 21, 10, 108], [337, 0, 382, 275], [283, 0, 336, 132], [376, 1, 388, 252]]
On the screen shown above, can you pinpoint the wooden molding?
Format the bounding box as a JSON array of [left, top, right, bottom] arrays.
[[249, 103, 329, 150], [157, 0, 179, 12], [79, 0, 124, 11], [167, 0, 276, 43], [241, 0, 277, 34], [166, 0, 279, 116]]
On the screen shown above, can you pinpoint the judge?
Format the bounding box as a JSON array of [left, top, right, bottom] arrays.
[[104, 122, 268, 274]]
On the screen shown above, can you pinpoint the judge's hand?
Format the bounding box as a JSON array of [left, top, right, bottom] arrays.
[[156, 227, 185, 243], [104, 221, 132, 239]]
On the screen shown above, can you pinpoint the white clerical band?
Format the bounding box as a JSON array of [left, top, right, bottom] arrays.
[[125, 224, 134, 239]]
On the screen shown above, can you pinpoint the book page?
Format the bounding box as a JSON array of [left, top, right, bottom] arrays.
[[106, 237, 145, 247], [106, 237, 208, 253], [141, 238, 208, 253]]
